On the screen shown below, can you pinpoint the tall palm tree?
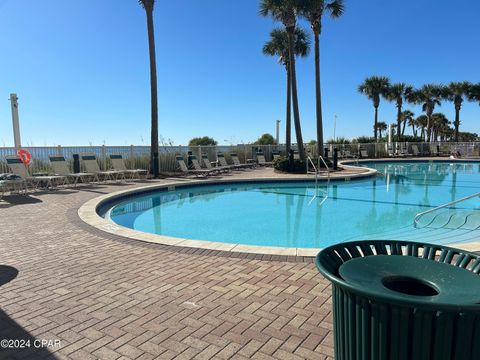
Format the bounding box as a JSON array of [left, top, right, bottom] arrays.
[[408, 84, 444, 143], [358, 76, 390, 141], [444, 81, 472, 142], [376, 121, 387, 138], [400, 110, 414, 136], [139, 0, 159, 177], [263, 28, 310, 154], [298, 0, 344, 157], [260, 0, 306, 160], [385, 83, 413, 141]]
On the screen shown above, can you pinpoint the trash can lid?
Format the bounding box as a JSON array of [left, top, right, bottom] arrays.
[[339, 255, 480, 307]]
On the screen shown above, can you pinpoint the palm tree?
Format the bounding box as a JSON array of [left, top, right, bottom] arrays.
[[263, 28, 310, 155], [443, 81, 472, 142], [430, 113, 450, 142], [408, 84, 444, 143], [139, 0, 159, 177], [376, 121, 387, 138], [400, 110, 414, 136], [385, 83, 413, 141], [407, 112, 418, 137], [467, 83, 480, 105], [260, 0, 306, 160], [416, 115, 428, 140], [358, 76, 390, 141], [299, 0, 344, 157]]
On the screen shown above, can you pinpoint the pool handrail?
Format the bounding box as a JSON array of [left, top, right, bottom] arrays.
[[413, 191, 480, 228]]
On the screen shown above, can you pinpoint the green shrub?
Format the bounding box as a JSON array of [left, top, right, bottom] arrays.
[[273, 156, 307, 173]]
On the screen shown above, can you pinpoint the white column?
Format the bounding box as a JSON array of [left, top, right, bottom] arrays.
[[10, 93, 21, 149]]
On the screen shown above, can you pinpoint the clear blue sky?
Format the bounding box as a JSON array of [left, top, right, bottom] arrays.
[[0, 0, 479, 146]]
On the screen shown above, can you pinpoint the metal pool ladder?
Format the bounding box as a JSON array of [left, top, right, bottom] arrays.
[[413, 191, 480, 228], [307, 156, 330, 205]]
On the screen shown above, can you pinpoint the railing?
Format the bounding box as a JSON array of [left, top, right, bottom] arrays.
[[306, 156, 319, 189], [318, 156, 330, 184], [1, 141, 479, 175], [413, 192, 480, 228]]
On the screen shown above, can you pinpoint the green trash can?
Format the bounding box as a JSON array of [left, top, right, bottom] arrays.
[[316, 240, 480, 360]]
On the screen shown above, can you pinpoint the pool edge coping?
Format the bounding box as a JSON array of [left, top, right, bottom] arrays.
[[78, 164, 480, 257]]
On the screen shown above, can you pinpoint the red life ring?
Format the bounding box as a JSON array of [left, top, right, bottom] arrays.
[[17, 149, 31, 167]]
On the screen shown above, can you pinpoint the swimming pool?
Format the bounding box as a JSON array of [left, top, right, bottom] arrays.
[[105, 161, 480, 249]]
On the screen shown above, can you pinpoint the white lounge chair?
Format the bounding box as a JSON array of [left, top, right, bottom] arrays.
[[49, 155, 98, 186], [0, 173, 27, 198], [81, 154, 125, 182], [109, 154, 147, 180], [6, 156, 67, 190], [360, 149, 368, 159]]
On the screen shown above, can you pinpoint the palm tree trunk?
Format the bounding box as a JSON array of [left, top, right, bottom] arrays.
[[426, 114, 432, 142], [374, 106, 378, 140], [287, 28, 305, 160], [454, 106, 460, 142], [285, 65, 292, 154], [396, 105, 402, 141], [412, 124, 416, 137], [314, 32, 323, 158], [402, 120, 406, 136], [145, 7, 159, 177]]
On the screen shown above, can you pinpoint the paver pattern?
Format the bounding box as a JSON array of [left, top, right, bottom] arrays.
[[0, 169, 336, 359]]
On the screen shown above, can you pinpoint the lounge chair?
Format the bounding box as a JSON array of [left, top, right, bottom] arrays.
[[202, 155, 231, 173], [176, 155, 211, 177], [360, 149, 369, 159], [49, 155, 98, 186], [5, 156, 67, 190], [190, 155, 220, 176], [0, 173, 27, 198], [256, 152, 272, 167], [411, 145, 421, 156], [109, 154, 147, 180], [217, 154, 240, 170], [230, 153, 254, 169], [81, 154, 125, 182]]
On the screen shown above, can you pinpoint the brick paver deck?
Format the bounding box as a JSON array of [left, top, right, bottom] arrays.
[[0, 170, 335, 359]]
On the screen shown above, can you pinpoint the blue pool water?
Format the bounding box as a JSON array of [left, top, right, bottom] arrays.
[[106, 162, 480, 248]]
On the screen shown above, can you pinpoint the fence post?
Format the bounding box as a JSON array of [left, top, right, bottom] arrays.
[[102, 145, 106, 170], [57, 145, 62, 155], [130, 145, 134, 169]]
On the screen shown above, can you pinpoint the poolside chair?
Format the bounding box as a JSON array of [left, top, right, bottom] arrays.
[[190, 155, 220, 176], [109, 154, 147, 180], [0, 173, 27, 198], [256, 152, 273, 167], [360, 149, 369, 159], [5, 156, 67, 190], [81, 154, 125, 182], [202, 155, 231, 173], [49, 155, 98, 186], [217, 154, 240, 170], [230, 153, 254, 169], [176, 155, 212, 177]]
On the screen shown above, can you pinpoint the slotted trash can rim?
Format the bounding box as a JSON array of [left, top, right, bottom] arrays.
[[316, 240, 480, 311]]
